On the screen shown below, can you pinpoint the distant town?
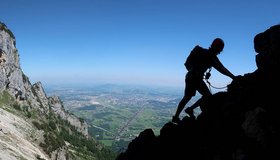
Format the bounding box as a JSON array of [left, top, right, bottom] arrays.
[[46, 84, 200, 151]]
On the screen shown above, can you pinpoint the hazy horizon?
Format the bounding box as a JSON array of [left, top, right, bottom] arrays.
[[1, 0, 279, 88]]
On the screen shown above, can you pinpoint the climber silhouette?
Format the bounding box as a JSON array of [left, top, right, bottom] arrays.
[[172, 38, 236, 123]]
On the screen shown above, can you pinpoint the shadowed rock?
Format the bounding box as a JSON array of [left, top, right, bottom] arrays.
[[116, 24, 280, 160]]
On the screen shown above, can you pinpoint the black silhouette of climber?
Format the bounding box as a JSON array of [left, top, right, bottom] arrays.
[[172, 38, 236, 123]]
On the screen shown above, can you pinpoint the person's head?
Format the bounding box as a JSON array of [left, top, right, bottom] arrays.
[[210, 38, 224, 54]]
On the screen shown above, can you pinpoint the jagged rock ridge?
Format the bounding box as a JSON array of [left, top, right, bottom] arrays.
[[0, 22, 88, 136], [0, 22, 116, 159], [116, 24, 280, 160]]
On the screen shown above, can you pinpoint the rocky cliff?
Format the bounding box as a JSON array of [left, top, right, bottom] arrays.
[[0, 22, 115, 160], [116, 24, 280, 160], [0, 22, 88, 136]]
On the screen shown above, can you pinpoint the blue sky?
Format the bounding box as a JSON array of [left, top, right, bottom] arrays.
[[1, 0, 279, 88]]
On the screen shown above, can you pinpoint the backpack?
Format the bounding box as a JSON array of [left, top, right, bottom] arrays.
[[184, 45, 206, 71]]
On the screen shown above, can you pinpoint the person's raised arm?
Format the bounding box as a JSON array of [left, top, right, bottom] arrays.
[[212, 56, 235, 79]]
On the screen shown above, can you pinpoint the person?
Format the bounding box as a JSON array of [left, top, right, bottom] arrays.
[[172, 38, 236, 123]]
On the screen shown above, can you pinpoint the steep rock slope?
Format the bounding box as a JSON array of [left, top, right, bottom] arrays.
[[0, 22, 88, 136], [117, 24, 280, 160], [0, 22, 115, 160]]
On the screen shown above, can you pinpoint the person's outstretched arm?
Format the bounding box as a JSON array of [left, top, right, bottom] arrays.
[[212, 56, 235, 79]]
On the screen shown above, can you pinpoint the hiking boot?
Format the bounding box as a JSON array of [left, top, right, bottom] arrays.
[[172, 116, 181, 124], [185, 107, 194, 118]]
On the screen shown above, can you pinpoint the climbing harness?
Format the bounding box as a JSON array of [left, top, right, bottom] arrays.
[[204, 67, 228, 93]]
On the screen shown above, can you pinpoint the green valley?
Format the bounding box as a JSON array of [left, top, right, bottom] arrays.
[[46, 84, 200, 152]]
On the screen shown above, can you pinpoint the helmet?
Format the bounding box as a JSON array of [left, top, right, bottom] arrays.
[[211, 38, 224, 51]]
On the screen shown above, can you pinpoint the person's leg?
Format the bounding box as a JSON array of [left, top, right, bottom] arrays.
[[187, 97, 201, 111], [197, 80, 211, 96], [174, 95, 192, 118], [173, 73, 195, 122], [185, 80, 211, 117]]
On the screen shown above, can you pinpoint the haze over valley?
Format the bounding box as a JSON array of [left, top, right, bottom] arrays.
[[46, 84, 201, 151]]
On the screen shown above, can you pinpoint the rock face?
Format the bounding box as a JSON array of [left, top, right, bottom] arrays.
[[116, 24, 280, 160], [0, 107, 49, 160], [0, 22, 88, 137], [0, 22, 89, 159], [0, 22, 23, 94], [48, 96, 88, 137]]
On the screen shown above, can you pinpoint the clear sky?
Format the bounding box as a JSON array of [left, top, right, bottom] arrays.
[[1, 0, 279, 88]]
